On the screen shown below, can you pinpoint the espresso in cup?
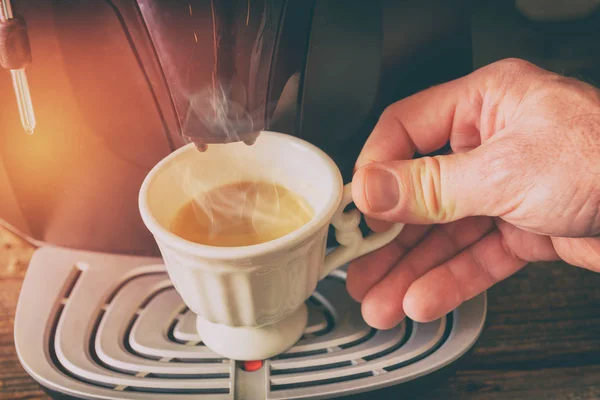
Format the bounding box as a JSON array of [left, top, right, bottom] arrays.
[[170, 181, 314, 247]]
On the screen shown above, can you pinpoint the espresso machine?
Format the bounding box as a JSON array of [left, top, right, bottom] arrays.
[[0, 0, 487, 398]]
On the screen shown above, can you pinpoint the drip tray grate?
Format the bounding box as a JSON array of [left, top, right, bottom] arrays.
[[14, 247, 486, 399]]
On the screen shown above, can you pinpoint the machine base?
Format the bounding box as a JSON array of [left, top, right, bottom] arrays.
[[15, 247, 486, 399]]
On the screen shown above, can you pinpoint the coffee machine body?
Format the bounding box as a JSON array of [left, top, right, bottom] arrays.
[[2, 2, 490, 399], [0, 0, 472, 256]]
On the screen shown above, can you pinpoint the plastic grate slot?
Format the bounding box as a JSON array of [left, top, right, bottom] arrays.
[[301, 307, 335, 339], [146, 373, 230, 380], [307, 296, 321, 306], [89, 310, 137, 376], [270, 371, 374, 391], [49, 305, 114, 390], [166, 316, 203, 346], [47, 270, 100, 386], [122, 314, 161, 361], [123, 387, 230, 395], [272, 348, 328, 360], [338, 329, 377, 349], [62, 268, 82, 299], [315, 307, 335, 337], [104, 272, 164, 304], [166, 319, 188, 345], [270, 361, 352, 376], [138, 286, 173, 308], [49, 305, 97, 382], [170, 358, 226, 364], [384, 313, 453, 372], [324, 271, 347, 284], [362, 320, 413, 362], [178, 306, 189, 315]]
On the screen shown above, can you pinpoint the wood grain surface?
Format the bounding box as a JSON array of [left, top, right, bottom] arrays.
[[0, 224, 599, 399]]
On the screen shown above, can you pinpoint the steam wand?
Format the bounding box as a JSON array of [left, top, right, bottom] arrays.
[[0, 0, 36, 135]]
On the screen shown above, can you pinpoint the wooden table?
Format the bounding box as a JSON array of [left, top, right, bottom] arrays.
[[1, 225, 599, 400]]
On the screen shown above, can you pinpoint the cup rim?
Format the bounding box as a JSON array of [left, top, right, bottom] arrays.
[[138, 131, 344, 261]]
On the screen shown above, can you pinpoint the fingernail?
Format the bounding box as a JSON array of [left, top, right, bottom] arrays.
[[364, 167, 399, 212]]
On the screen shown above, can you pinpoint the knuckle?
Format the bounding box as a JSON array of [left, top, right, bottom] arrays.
[[480, 58, 546, 90], [409, 157, 450, 221], [378, 104, 404, 132], [377, 104, 396, 126], [495, 57, 537, 74], [380, 103, 396, 118]]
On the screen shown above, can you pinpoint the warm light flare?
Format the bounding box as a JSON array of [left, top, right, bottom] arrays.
[[1, 0, 36, 135]]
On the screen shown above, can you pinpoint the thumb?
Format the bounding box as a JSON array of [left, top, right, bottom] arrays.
[[352, 148, 507, 224]]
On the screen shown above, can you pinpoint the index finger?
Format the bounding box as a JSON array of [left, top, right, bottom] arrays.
[[356, 74, 480, 169], [357, 58, 552, 168]]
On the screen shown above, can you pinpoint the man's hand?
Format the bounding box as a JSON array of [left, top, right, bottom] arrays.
[[347, 58, 600, 329]]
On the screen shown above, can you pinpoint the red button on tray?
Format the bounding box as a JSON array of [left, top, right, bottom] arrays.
[[242, 360, 263, 372]]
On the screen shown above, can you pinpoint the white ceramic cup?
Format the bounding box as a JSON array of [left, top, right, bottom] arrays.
[[139, 131, 404, 360]]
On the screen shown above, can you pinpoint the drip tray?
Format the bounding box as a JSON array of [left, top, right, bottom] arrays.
[[14, 247, 486, 400]]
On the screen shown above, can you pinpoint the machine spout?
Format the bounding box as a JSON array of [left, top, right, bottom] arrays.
[[186, 130, 260, 152]]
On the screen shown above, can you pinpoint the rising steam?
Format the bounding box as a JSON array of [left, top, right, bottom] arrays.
[[181, 81, 259, 150], [174, 80, 312, 246]]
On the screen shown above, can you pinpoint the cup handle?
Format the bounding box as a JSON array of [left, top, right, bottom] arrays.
[[321, 183, 405, 279]]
